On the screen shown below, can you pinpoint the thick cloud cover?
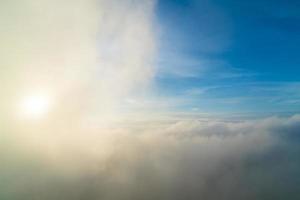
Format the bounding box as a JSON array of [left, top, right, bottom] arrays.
[[1, 115, 300, 200]]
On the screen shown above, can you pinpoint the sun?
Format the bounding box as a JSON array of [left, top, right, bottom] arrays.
[[19, 93, 51, 119]]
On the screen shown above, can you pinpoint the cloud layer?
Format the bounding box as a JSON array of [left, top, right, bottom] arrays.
[[1, 115, 300, 200]]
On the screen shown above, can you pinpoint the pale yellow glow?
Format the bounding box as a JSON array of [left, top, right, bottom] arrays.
[[19, 93, 51, 119]]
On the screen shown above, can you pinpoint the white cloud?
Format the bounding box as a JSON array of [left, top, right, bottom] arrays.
[[1, 115, 300, 199]]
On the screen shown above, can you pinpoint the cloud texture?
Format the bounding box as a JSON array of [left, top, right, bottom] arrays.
[[1, 115, 300, 200]]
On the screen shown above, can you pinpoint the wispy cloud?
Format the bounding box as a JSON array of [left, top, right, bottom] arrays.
[[156, 53, 255, 79], [152, 81, 300, 116]]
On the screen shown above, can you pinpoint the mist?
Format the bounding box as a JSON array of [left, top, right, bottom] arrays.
[[0, 0, 156, 124], [1, 115, 300, 199]]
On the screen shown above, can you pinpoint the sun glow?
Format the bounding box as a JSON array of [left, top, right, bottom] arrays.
[[19, 93, 52, 119]]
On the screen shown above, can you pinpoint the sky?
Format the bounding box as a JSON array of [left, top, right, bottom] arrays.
[[0, 0, 300, 200], [150, 0, 300, 117]]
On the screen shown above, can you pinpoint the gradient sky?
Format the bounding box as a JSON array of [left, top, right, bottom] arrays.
[[150, 0, 300, 117]]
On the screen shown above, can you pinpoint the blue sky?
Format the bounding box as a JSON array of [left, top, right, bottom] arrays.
[[151, 0, 300, 116]]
